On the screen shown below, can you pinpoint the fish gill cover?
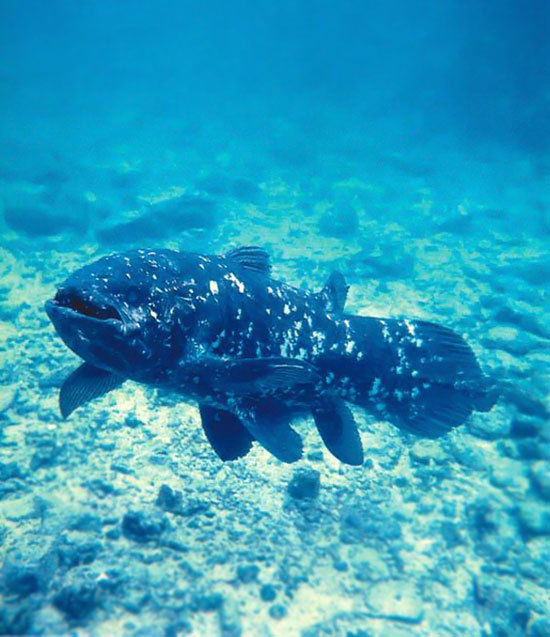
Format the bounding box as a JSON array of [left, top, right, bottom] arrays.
[[0, 0, 549, 635]]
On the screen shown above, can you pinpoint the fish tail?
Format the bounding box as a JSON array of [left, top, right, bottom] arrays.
[[351, 317, 497, 437]]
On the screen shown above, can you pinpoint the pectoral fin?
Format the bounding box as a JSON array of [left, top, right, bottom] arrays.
[[180, 356, 320, 395], [236, 401, 303, 463], [59, 363, 125, 419], [312, 398, 363, 466], [198, 404, 254, 461]]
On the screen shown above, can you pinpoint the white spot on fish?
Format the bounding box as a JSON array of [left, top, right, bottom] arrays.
[[405, 319, 416, 336], [209, 280, 219, 295], [369, 378, 381, 397]]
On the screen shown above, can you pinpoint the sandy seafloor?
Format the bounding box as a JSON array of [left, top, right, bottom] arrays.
[[0, 102, 549, 637]]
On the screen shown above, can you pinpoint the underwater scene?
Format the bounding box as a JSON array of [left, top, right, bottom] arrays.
[[0, 1, 549, 635]]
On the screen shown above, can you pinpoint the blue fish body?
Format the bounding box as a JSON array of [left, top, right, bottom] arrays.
[[45, 246, 495, 465]]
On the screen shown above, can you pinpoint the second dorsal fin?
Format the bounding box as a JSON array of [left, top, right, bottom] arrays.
[[319, 271, 349, 313], [226, 246, 271, 275]]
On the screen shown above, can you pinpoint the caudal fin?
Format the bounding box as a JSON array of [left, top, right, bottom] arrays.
[[356, 318, 497, 437]]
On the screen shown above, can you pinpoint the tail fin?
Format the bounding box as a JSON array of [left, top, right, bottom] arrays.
[[354, 318, 497, 437]]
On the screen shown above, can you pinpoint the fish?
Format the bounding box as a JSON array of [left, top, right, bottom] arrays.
[[44, 246, 496, 465]]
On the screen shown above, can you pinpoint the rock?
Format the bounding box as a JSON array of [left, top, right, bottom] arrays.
[[97, 194, 218, 244], [0, 461, 23, 481], [440, 522, 464, 549], [340, 503, 402, 544], [122, 510, 167, 543], [469, 408, 511, 440], [516, 440, 550, 461], [287, 468, 321, 500], [355, 246, 415, 279], [449, 437, 486, 470], [502, 387, 549, 421], [319, 203, 359, 238], [268, 604, 288, 620], [490, 457, 529, 493], [236, 564, 259, 584], [493, 306, 549, 339], [4, 202, 87, 237], [0, 604, 33, 636], [0, 384, 17, 413], [196, 174, 262, 203], [410, 440, 448, 464], [366, 580, 423, 623], [67, 512, 102, 533], [192, 592, 224, 613], [474, 575, 531, 635], [1, 563, 42, 597], [230, 178, 261, 203], [122, 588, 150, 614], [218, 598, 242, 637], [510, 417, 545, 439], [518, 502, 550, 536], [156, 484, 183, 513], [30, 440, 60, 472], [466, 498, 499, 540], [53, 583, 98, 621], [530, 461, 550, 500], [528, 617, 550, 637], [260, 584, 277, 602], [165, 619, 193, 637], [125, 415, 143, 428], [56, 541, 102, 568]]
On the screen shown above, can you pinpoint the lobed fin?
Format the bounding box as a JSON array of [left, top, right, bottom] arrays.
[[59, 362, 125, 419]]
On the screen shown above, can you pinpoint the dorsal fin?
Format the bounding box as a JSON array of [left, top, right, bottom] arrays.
[[226, 246, 271, 275], [319, 271, 349, 313]]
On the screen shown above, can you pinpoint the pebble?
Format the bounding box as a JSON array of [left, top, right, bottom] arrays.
[[518, 502, 550, 536], [67, 512, 102, 533], [409, 439, 448, 464], [1, 563, 41, 597], [469, 407, 511, 440], [57, 541, 102, 568], [260, 585, 277, 602], [156, 484, 183, 514], [0, 462, 22, 481], [122, 511, 167, 543], [52, 583, 98, 621], [530, 462, 550, 500], [318, 203, 359, 238], [236, 564, 259, 584], [0, 384, 17, 413], [268, 604, 287, 620], [192, 592, 224, 612], [287, 468, 321, 500], [0, 604, 32, 636], [528, 617, 550, 637]]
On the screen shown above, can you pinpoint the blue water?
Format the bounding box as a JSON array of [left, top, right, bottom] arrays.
[[0, 1, 549, 635]]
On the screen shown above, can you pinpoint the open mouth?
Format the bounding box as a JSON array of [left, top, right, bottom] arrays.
[[51, 290, 122, 322]]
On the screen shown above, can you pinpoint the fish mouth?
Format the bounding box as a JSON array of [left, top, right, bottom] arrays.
[[45, 291, 123, 326]]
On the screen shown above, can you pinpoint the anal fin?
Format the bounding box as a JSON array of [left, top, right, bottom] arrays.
[[312, 398, 363, 466], [199, 404, 254, 461], [236, 401, 303, 463]]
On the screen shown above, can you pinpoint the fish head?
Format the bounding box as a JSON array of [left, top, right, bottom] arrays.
[[45, 249, 189, 378]]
